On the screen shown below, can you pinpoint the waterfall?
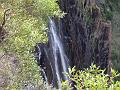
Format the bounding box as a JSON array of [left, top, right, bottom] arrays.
[[35, 18, 69, 89], [35, 1, 112, 89], [35, 15, 111, 90], [49, 18, 69, 89], [41, 68, 49, 89]]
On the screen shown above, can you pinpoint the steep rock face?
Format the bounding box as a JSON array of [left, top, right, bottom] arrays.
[[35, 0, 112, 86], [59, 0, 90, 69], [59, 0, 112, 71]]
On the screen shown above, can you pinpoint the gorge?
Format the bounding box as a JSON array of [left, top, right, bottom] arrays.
[[35, 0, 112, 89]]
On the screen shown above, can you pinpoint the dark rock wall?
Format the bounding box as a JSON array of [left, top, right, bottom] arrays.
[[59, 0, 88, 69], [58, 0, 112, 71], [35, 0, 112, 86]]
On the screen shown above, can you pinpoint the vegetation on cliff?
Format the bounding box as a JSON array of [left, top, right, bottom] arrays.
[[0, 0, 120, 90], [0, 0, 60, 89]]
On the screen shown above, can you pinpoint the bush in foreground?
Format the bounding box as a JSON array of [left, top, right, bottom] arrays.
[[62, 64, 120, 90]]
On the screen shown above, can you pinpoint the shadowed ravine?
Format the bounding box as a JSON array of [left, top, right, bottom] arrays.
[[35, 0, 112, 89]]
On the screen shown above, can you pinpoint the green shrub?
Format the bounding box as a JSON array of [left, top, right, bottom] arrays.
[[62, 64, 120, 90], [0, 0, 60, 89]]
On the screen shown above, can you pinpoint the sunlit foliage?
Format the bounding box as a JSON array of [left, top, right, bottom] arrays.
[[62, 64, 120, 90], [0, 0, 60, 89]]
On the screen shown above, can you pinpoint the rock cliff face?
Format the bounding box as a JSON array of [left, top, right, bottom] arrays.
[[58, 0, 112, 72], [35, 0, 112, 87]]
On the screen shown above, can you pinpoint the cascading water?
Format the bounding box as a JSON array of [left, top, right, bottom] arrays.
[[49, 18, 69, 89], [35, 1, 112, 89], [41, 68, 49, 89], [35, 18, 69, 90]]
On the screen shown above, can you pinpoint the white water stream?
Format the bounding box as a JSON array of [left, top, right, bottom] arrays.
[[49, 18, 69, 90]]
